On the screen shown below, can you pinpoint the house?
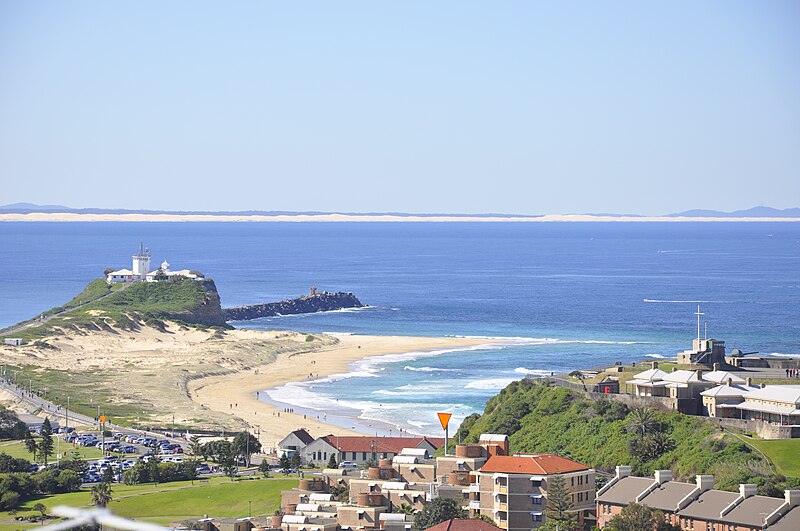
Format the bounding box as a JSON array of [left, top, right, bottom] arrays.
[[470, 454, 596, 530], [626, 363, 718, 414], [106, 243, 202, 283], [700, 380, 758, 417], [278, 428, 316, 458], [300, 436, 444, 467], [596, 466, 800, 530]]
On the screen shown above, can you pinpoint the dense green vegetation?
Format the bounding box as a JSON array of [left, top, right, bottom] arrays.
[[1, 277, 221, 341], [456, 379, 799, 494]]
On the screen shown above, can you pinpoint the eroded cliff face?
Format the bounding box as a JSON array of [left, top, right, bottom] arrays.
[[179, 279, 229, 327], [222, 292, 364, 321]]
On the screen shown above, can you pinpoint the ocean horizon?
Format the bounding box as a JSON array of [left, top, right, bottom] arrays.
[[2, 221, 798, 435]]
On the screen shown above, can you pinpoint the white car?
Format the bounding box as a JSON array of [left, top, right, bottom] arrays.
[[338, 461, 358, 470]]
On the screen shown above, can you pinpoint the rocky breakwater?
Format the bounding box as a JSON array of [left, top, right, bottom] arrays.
[[223, 291, 364, 321]]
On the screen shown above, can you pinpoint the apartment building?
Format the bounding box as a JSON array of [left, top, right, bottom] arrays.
[[470, 454, 596, 530]]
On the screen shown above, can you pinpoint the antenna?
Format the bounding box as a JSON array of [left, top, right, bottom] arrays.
[[704, 321, 708, 340], [694, 305, 704, 342]]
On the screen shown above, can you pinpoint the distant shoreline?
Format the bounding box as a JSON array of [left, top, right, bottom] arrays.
[[2, 212, 800, 223]]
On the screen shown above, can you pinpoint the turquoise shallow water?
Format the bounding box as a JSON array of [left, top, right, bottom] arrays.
[[1, 222, 799, 434]]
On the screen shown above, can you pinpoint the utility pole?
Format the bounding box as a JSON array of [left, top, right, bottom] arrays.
[[65, 396, 69, 431]]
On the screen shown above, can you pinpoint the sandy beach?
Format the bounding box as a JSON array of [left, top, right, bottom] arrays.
[[0, 322, 493, 447], [1, 212, 799, 223], [187, 334, 494, 449]]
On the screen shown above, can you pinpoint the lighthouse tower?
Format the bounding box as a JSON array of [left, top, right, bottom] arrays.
[[132, 242, 151, 280]]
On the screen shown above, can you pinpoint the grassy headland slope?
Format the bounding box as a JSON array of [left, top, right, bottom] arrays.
[[1, 277, 227, 342], [455, 379, 799, 494]]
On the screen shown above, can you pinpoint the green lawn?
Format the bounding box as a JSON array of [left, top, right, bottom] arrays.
[[0, 476, 297, 530], [745, 438, 800, 477], [0, 438, 103, 462]]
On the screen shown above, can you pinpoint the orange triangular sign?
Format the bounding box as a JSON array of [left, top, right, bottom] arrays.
[[99, 415, 106, 425], [437, 412, 452, 430]]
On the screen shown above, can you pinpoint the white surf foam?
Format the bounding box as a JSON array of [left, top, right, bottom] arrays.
[[645, 354, 667, 359], [403, 366, 457, 373], [514, 368, 553, 376], [464, 378, 517, 390]]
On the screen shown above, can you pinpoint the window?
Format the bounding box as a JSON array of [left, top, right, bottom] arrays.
[[531, 480, 542, 487], [531, 497, 542, 505], [577, 492, 583, 502], [531, 513, 542, 522], [358, 513, 366, 520], [362, 452, 367, 460]]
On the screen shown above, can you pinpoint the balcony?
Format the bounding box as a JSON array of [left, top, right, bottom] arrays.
[[497, 520, 508, 529], [469, 501, 481, 510], [498, 502, 508, 511], [468, 484, 480, 493], [495, 485, 508, 494]]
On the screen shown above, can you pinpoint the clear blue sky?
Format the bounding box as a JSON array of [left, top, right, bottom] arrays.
[[1, 1, 798, 215]]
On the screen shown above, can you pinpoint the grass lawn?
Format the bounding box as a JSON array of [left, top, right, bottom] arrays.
[[745, 438, 800, 477], [0, 476, 297, 530], [0, 438, 103, 461]]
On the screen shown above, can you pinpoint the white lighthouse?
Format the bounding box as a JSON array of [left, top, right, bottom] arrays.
[[132, 242, 151, 279]]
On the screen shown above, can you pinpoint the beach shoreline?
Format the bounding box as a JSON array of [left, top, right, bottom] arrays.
[[2, 212, 800, 223], [186, 334, 500, 450]]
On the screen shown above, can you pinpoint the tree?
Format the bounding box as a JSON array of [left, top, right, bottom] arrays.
[[91, 482, 113, 508], [290, 453, 301, 470], [0, 407, 29, 439], [33, 502, 47, 521], [626, 408, 660, 437], [258, 460, 272, 478], [544, 475, 577, 530], [232, 431, 262, 467], [153, 268, 168, 281], [189, 435, 203, 456], [327, 454, 338, 469], [279, 453, 291, 473], [24, 434, 38, 463], [38, 418, 54, 466], [414, 497, 467, 529], [394, 503, 416, 515], [568, 370, 588, 391], [605, 503, 680, 531]]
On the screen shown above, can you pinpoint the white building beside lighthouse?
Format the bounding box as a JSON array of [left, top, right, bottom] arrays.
[[106, 244, 202, 283]]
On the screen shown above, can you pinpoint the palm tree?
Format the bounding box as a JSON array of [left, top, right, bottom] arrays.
[[395, 503, 416, 515], [91, 482, 113, 508], [626, 407, 659, 437]]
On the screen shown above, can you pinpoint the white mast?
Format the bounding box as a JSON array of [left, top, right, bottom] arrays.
[[694, 305, 704, 342]]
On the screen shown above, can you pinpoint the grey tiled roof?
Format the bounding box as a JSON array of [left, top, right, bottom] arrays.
[[767, 505, 800, 531], [676, 490, 739, 520], [724, 496, 784, 527], [597, 477, 653, 505], [638, 481, 698, 511]]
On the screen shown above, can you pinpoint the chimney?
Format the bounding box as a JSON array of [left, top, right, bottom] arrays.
[[616, 466, 632, 479], [746, 377, 753, 387], [786, 490, 800, 507], [696, 475, 714, 492], [696, 369, 704, 380], [739, 484, 757, 498], [713, 363, 720, 371], [652, 361, 659, 369], [727, 378, 733, 387], [655, 470, 672, 485]]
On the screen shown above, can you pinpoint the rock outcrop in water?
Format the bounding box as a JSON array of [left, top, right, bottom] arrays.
[[223, 291, 364, 321]]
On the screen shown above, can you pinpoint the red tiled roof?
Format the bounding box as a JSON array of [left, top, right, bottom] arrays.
[[480, 454, 590, 475], [425, 519, 503, 531], [320, 435, 445, 454]]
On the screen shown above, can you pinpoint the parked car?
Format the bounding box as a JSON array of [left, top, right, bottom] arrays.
[[196, 464, 211, 474], [338, 461, 359, 470]]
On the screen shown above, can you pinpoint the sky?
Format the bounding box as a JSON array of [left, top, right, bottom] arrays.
[[1, 1, 798, 215]]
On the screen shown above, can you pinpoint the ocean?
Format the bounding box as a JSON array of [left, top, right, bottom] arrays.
[[1, 222, 799, 435]]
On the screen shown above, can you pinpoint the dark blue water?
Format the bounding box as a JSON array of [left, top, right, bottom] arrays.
[[1, 222, 798, 434]]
